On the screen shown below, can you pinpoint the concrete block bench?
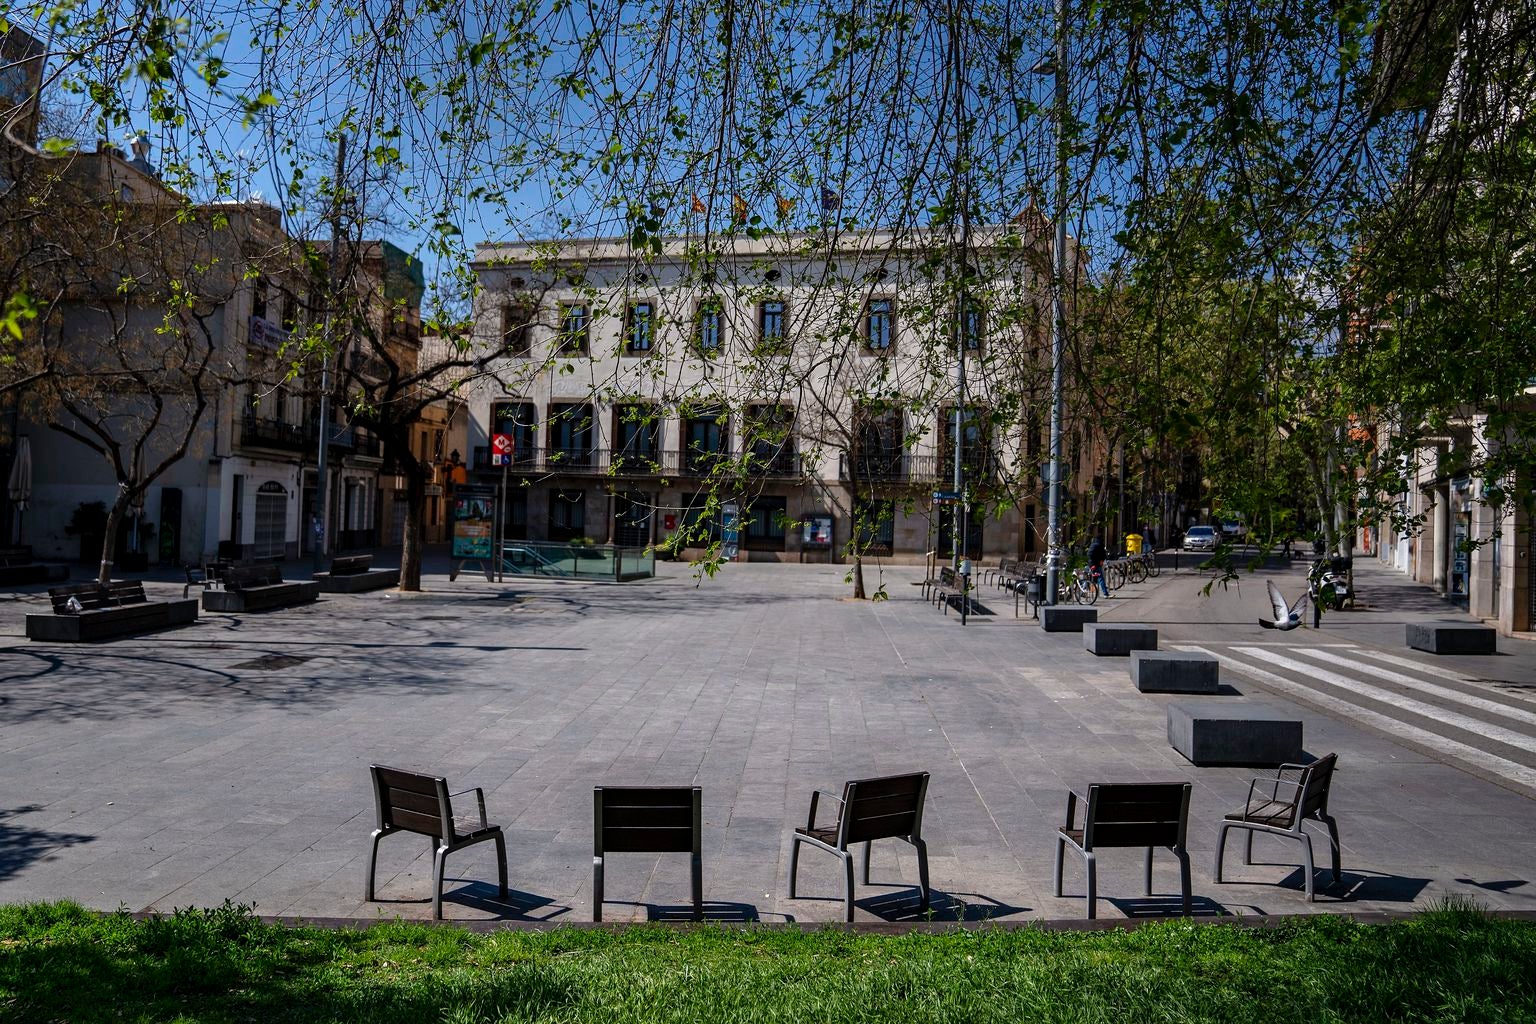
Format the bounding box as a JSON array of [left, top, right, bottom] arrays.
[[1042, 606, 1098, 632], [1406, 622, 1497, 655], [1167, 700, 1303, 767], [202, 564, 319, 613], [313, 553, 400, 593], [27, 581, 198, 642], [1083, 623, 1158, 656], [1132, 651, 1219, 693]]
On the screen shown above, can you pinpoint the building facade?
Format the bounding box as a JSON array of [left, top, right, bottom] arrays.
[[465, 227, 1100, 564]]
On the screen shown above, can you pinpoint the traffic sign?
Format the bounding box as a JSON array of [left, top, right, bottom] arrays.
[[490, 433, 513, 466]]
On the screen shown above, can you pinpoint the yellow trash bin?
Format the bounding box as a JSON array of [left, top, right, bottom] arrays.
[[1125, 533, 1144, 555]]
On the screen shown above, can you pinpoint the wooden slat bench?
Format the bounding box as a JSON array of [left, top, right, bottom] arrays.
[[26, 581, 198, 642], [312, 553, 400, 593], [201, 563, 319, 613]]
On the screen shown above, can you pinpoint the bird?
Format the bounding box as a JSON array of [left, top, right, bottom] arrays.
[[1259, 580, 1308, 630]]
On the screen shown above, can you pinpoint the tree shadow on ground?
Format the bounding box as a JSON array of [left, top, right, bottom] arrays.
[[0, 807, 95, 883]]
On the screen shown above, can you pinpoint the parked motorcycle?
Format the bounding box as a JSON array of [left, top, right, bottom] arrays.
[[1307, 556, 1354, 626]]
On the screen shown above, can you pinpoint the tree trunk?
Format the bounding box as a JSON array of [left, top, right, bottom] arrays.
[[399, 463, 426, 592], [852, 550, 867, 599], [97, 492, 130, 586]]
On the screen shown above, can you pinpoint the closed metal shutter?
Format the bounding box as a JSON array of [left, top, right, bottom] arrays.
[[253, 481, 287, 558]]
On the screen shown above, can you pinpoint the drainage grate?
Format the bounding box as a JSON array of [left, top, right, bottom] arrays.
[[230, 654, 313, 671]]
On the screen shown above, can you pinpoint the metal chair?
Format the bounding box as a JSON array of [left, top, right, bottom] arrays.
[[787, 771, 931, 922], [1215, 753, 1341, 901], [593, 785, 702, 921], [1054, 782, 1192, 919], [365, 764, 507, 920]]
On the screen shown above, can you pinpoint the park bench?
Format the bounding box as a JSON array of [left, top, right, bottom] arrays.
[[313, 552, 400, 593], [201, 562, 319, 613], [1214, 753, 1341, 902], [0, 545, 69, 587], [365, 764, 508, 920], [1053, 781, 1193, 919], [26, 580, 198, 642], [593, 785, 702, 921], [787, 771, 931, 922]]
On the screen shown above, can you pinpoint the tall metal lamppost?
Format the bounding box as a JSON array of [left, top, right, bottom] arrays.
[[1033, 0, 1069, 605]]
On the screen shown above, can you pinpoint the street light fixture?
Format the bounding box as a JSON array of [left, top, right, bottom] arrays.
[[1032, 0, 1069, 605]]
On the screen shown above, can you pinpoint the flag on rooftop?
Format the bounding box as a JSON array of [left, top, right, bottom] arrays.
[[775, 194, 796, 220], [731, 194, 749, 222], [820, 185, 841, 211], [691, 194, 707, 214]]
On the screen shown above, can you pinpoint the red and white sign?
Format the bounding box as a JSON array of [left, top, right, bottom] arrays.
[[490, 433, 513, 466]]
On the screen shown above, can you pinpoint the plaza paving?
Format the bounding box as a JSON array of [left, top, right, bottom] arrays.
[[0, 554, 1533, 925]]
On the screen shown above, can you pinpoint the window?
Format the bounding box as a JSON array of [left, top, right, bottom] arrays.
[[625, 301, 654, 353], [696, 301, 724, 355], [683, 408, 728, 475], [855, 499, 895, 555], [746, 405, 795, 476], [853, 406, 904, 480], [490, 400, 537, 467], [937, 503, 984, 559], [549, 489, 586, 541], [557, 303, 589, 355], [940, 407, 993, 484], [864, 298, 894, 353], [547, 403, 594, 467], [252, 278, 269, 321], [501, 304, 533, 357], [253, 481, 287, 559], [757, 300, 788, 354], [745, 496, 788, 550], [679, 491, 721, 544], [613, 404, 661, 466], [962, 303, 985, 352]]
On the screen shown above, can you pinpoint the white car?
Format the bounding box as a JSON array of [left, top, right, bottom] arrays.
[[1220, 519, 1246, 541], [1183, 525, 1219, 551]]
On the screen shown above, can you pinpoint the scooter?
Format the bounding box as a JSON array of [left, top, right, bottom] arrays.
[[1307, 557, 1352, 626]]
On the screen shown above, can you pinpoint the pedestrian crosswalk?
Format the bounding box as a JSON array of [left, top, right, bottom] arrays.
[[1173, 641, 1536, 798]]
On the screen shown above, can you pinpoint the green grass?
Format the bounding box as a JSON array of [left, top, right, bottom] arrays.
[[1, 901, 1533, 1023]]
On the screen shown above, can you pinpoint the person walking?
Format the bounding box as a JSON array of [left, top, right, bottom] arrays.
[[1088, 536, 1110, 598]]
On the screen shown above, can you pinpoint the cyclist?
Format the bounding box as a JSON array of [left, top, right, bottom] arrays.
[[1088, 536, 1110, 598]]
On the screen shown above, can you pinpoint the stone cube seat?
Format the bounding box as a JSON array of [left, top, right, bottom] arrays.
[[1041, 606, 1098, 632], [1083, 623, 1158, 656], [1406, 622, 1497, 655], [1167, 700, 1303, 767], [1131, 650, 1219, 693]]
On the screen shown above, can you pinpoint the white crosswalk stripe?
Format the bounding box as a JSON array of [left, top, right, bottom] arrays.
[[1175, 643, 1536, 797]]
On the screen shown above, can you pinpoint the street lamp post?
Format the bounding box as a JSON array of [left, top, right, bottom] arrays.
[[1034, 0, 1069, 605]]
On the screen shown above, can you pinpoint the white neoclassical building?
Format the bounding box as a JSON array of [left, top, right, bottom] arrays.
[[464, 224, 1109, 564]]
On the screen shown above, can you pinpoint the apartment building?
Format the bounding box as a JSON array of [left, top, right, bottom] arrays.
[[466, 226, 1090, 564]]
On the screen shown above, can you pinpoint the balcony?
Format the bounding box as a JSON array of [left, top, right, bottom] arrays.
[[239, 415, 310, 452], [746, 447, 803, 479], [839, 451, 945, 485]]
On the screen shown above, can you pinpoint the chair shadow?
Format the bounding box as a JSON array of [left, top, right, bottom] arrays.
[[642, 901, 761, 923], [1242, 865, 1432, 903], [1106, 895, 1232, 918], [858, 888, 1027, 922], [375, 880, 570, 922]]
